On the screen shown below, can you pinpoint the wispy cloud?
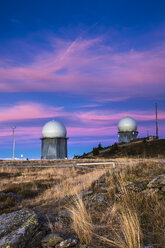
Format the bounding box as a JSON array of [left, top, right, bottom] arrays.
[[0, 102, 65, 123], [0, 101, 164, 145], [0, 37, 165, 100], [96, 96, 130, 102], [80, 104, 102, 108], [76, 109, 165, 124]]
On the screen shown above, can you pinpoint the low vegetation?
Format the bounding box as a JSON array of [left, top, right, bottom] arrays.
[[0, 159, 164, 247], [79, 139, 165, 158]]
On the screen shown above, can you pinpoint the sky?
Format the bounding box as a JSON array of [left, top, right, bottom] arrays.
[[0, 0, 165, 159]]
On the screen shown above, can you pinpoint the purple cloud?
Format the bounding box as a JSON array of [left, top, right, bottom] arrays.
[[0, 101, 164, 145], [0, 37, 165, 100]]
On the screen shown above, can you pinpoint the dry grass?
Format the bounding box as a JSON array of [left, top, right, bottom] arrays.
[[68, 196, 94, 245], [0, 165, 107, 213], [99, 186, 143, 248], [118, 207, 142, 248], [67, 161, 164, 247], [0, 158, 164, 247], [99, 207, 142, 248]]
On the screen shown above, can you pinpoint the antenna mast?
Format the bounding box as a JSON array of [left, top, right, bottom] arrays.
[[155, 103, 158, 139], [11, 126, 16, 160]]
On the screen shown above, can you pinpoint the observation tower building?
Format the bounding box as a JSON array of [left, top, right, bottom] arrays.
[[118, 117, 138, 143], [41, 120, 68, 159]]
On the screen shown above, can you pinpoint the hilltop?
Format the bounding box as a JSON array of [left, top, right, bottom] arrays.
[[76, 138, 165, 158]]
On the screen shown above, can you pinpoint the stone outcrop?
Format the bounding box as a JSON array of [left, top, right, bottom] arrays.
[[0, 209, 79, 248], [147, 174, 165, 189], [42, 234, 78, 248], [56, 238, 78, 247], [41, 233, 64, 247], [0, 209, 43, 248], [118, 182, 145, 192]]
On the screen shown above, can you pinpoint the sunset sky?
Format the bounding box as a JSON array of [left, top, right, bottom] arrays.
[[0, 0, 165, 158]]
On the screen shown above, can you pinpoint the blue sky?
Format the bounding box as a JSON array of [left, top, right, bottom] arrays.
[[0, 0, 165, 158]]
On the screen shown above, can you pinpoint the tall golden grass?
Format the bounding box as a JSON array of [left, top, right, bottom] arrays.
[[68, 172, 143, 247], [68, 196, 94, 244]]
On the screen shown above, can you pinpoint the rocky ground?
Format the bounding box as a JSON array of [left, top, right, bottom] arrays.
[[0, 160, 164, 248]]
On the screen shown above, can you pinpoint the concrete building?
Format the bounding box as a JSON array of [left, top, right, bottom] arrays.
[[41, 120, 68, 159], [118, 117, 138, 143]]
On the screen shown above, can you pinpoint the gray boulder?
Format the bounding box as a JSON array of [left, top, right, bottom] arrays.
[[0, 209, 42, 248], [147, 174, 165, 189], [90, 193, 108, 204], [79, 190, 93, 198], [56, 238, 78, 247], [58, 209, 72, 221], [118, 182, 145, 192], [41, 233, 64, 247], [144, 244, 153, 248]]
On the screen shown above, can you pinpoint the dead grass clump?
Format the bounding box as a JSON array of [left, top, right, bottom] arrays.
[[125, 162, 165, 184], [99, 207, 142, 248], [68, 196, 94, 245], [118, 207, 142, 248], [101, 165, 165, 248], [128, 191, 165, 247], [98, 183, 143, 248]]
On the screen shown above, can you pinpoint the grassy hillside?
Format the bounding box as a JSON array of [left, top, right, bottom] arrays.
[[79, 139, 165, 158]]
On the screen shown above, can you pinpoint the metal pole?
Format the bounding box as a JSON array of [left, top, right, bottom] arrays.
[[155, 103, 158, 139], [12, 126, 16, 160]]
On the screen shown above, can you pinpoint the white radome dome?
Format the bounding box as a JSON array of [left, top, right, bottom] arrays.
[[118, 117, 137, 132], [42, 120, 66, 138]]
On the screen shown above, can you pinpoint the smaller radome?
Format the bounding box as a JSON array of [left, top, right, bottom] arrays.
[[42, 120, 67, 138], [118, 116, 137, 132]]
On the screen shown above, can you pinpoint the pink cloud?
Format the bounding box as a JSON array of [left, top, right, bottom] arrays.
[[0, 126, 41, 145], [96, 96, 130, 102], [0, 101, 164, 145], [67, 126, 117, 137], [76, 109, 165, 123], [0, 37, 165, 98], [80, 104, 102, 108], [0, 102, 65, 123]]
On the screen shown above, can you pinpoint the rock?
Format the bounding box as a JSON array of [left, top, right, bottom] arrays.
[[122, 182, 144, 192], [79, 190, 93, 197], [80, 245, 93, 248], [46, 213, 58, 224], [0, 192, 21, 204], [0, 209, 41, 248], [91, 193, 108, 203], [56, 238, 78, 247], [27, 230, 46, 248], [147, 174, 165, 189], [99, 186, 108, 193], [144, 244, 153, 248], [97, 177, 106, 184], [63, 195, 74, 202], [41, 233, 64, 247], [58, 209, 72, 221], [35, 213, 58, 233], [79, 190, 93, 198]]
